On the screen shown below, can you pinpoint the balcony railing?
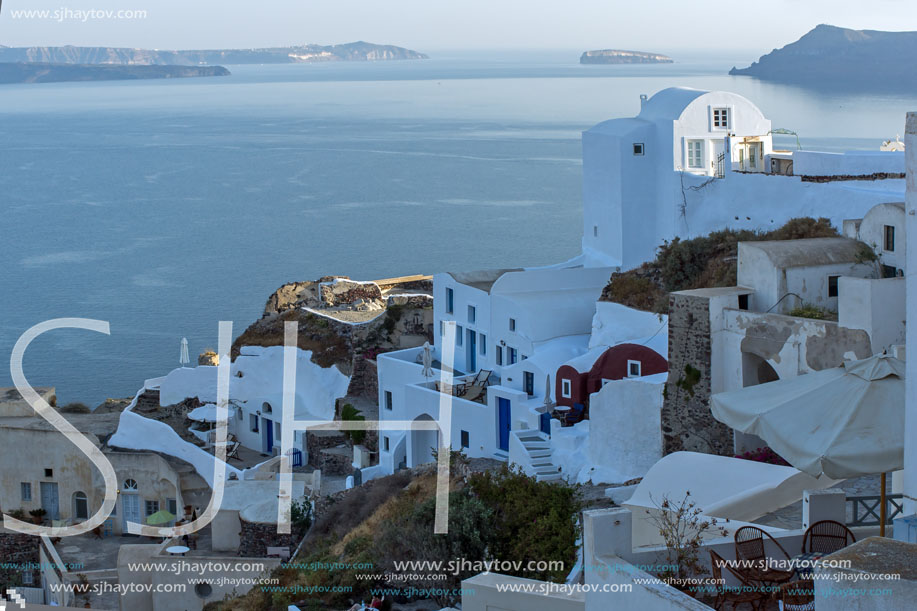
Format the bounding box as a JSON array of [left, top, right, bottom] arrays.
[[847, 494, 904, 526]]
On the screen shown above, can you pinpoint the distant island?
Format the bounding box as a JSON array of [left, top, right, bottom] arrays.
[[730, 24, 917, 88], [0, 62, 230, 84], [580, 49, 673, 64], [0, 41, 429, 66]]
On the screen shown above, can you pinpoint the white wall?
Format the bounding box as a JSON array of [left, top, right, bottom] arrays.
[[857, 202, 907, 273], [905, 112, 917, 516], [838, 277, 906, 354], [433, 273, 493, 375], [585, 375, 665, 485], [793, 151, 905, 177]]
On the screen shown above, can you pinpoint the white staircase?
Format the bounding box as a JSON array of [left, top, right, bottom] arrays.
[[512, 430, 561, 482]]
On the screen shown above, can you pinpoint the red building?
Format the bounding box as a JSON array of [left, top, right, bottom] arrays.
[[555, 343, 668, 413]]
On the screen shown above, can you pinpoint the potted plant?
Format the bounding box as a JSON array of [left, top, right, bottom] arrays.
[[645, 491, 727, 598], [29, 508, 47, 525]]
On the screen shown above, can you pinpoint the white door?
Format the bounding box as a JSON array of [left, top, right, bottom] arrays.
[[122, 494, 141, 532]]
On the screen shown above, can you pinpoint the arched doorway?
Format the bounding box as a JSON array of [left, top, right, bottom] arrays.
[[409, 414, 439, 468], [742, 353, 779, 388]]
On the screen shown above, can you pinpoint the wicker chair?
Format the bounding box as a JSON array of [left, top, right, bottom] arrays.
[[734, 526, 795, 585], [708, 550, 768, 610], [801, 520, 856, 554], [778, 579, 815, 611]]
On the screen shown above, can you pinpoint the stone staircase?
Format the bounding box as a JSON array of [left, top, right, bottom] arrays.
[[514, 430, 561, 482]]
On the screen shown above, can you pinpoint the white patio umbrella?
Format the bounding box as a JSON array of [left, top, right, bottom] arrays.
[[711, 353, 905, 535], [421, 342, 433, 378], [180, 337, 190, 367], [543, 374, 553, 409]]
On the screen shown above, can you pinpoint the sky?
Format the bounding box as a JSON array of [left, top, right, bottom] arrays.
[[0, 0, 913, 53]]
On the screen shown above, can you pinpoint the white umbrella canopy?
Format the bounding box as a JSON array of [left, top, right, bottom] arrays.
[[180, 337, 190, 367], [711, 354, 904, 480]]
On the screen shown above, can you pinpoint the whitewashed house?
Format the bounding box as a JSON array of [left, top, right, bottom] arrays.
[[843, 201, 907, 277], [376, 266, 610, 474], [582, 87, 905, 270]]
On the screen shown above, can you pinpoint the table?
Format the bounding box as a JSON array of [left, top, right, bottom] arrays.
[[790, 552, 824, 579], [165, 545, 190, 556]]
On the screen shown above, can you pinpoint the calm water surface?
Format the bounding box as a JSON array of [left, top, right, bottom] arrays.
[[2, 50, 915, 403]]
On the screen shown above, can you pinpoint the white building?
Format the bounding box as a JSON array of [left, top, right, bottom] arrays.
[[376, 266, 610, 473], [843, 201, 907, 277], [582, 87, 905, 270]]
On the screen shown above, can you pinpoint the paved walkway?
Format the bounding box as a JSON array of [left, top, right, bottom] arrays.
[[754, 475, 880, 529]]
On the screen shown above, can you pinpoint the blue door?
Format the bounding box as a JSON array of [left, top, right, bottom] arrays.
[[498, 398, 511, 451], [468, 330, 477, 372], [263, 417, 273, 453], [540, 411, 552, 436]]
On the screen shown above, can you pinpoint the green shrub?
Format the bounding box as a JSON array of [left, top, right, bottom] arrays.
[[788, 303, 837, 321], [340, 403, 366, 445], [291, 499, 313, 533], [468, 465, 581, 583]]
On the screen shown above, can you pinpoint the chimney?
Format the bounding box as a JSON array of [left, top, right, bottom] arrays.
[[639, 94, 648, 109]]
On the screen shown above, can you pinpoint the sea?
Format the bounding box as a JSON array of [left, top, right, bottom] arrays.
[[2, 49, 915, 405]]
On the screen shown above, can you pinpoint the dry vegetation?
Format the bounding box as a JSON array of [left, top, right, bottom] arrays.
[[601, 217, 841, 314]]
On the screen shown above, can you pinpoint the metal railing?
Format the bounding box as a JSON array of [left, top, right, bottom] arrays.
[[847, 494, 904, 526]]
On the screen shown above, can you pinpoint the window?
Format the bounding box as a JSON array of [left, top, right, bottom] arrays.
[[509, 348, 518, 365], [712, 107, 729, 129], [261, 402, 272, 413], [509, 318, 516, 332], [44, 468, 53, 478], [384, 391, 393, 411], [122, 479, 138, 491], [446, 287, 454, 314], [523, 372, 534, 396], [439, 320, 445, 336], [383, 436, 390, 452], [687, 140, 704, 169], [561, 379, 572, 399], [479, 334, 486, 355], [21, 482, 31, 502], [73, 492, 88, 520], [168, 498, 178, 516], [496, 346, 503, 366], [885, 225, 896, 252], [748, 144, 758, 169], [738, 294, 749, 311], [468, 305, 476, 323], [275, 421, 281, 440], [460, 430, 470, 448], [145, 500, 160, 517], [456, 325, 463, 346], [828, 275, 840, 298], [627, 360, 642, 378], [21, 570, 34, 586], [633, 143, 644, 156], [250, 414, 259, 432]]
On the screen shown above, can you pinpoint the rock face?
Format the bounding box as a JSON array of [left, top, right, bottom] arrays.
[[0, 62, 229, 84], [580, 49, 673, 64], [0, 42, 428, 66], [729, 24, 917, 89]]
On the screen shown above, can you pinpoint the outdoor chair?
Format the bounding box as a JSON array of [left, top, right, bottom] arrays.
[[777, 579, 815, 611], [563, 403, 586, 426], [470, 369, 493, 387], [225, 441, 242, 461], [734, 526, 795, 586], [709, 550, 768, 610], [801, 520, 856, 554]]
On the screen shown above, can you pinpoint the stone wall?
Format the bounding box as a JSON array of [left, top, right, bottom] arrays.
[[347, 357, 378, 399], [661, 293, 732, 456], [306, 430, 352, 475], [0, 532, 40, 588], [238, 520, 296, 557]]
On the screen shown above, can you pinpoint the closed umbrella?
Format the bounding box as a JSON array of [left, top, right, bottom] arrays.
[[711, 353, 904, 535], [180, 337, 190, 367], [421, 342, 433, 378], [146, 509, 175, 526], [544, 374, 553, 409]]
